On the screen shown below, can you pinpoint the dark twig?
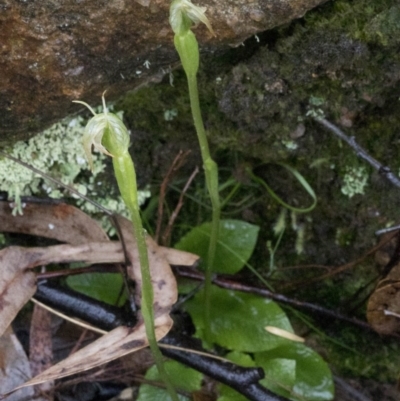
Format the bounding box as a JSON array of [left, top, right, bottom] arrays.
[[313, 117, 400, 235], [279, 230, 398, 291], [162, 332, 289, 401], [314, 117, 400, 188], [35, 281, 136, 331], [174, 266, 374, 332], [333, 376, 372, 401], [34, 280, 289, 401], [37, 264, 120, 279]]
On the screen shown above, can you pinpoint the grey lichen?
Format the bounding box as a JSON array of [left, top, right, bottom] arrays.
[[0, 108, 150, 232], [340, 166, 369, 198]]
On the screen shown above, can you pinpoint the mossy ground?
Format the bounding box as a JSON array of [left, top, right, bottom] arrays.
[[112, 0, 400, 386]]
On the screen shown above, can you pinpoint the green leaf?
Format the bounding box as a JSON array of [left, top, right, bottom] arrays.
[[225, 350, 255, 367], [175, 219, 260, 274], [185, 286, 293, 352], [137, 360, 203, 401], [67, 273, 126, 306], [257, 357, 296, 398], [255, 343, 334, 401]]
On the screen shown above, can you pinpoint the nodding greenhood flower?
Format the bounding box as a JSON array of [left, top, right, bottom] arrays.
[[73, 93, 129, 171], [169, 0, 215, 36]]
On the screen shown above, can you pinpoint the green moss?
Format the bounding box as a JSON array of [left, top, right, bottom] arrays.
[[209, 0, 400, 167]]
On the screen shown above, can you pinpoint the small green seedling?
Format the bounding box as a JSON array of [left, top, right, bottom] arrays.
[[73, 94, 179, 401]]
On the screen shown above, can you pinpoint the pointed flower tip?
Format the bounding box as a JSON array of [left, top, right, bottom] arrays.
[[170, 0, 215, 37]]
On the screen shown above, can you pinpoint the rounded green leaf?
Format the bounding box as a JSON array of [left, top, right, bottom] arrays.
[[255, 343, 334, 401], [175, 219, 260, 274], [256, 357, 296, 398], [137, 360, 203, 401], [185, 286, 293, 352]]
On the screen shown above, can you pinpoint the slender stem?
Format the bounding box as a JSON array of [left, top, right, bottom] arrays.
[[186, 74, 221, 341], [171, 13, 220, 341], [75, 96, 178, 398], [109, 150, 179, 401], [186, 75, 211, 160]]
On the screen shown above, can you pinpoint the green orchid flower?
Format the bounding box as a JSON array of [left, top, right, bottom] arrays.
[[73, 94, 128, 171]]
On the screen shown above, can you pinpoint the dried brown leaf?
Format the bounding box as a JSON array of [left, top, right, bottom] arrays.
[[7, 315, 172, 394], [367, 236, 400, 335], [115, 215, 178, 316], [0, 248, 37, 338], [0, 200, 108, 244], [0, 327, 36, 400], [367, 279, 400, 335], [0, 242, 121, 338], [160, 246, 200, 267], [0, 201, 196, 395], [8, 216, 180, 392]]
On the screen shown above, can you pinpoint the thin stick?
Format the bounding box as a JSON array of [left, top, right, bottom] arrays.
[[313, 117, 400, 235], [68, 329, 90, 356], [162, 166, 199, 245], [275, 231, 397, 291], [314, 117, 400, 188], [155, 150, 191, 243], [174, 266, 374, 332]]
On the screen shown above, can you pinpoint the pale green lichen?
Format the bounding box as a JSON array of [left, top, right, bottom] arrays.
[[341, 166, 368, 198], [281, 139, 298, 150], [306, 96, 326, 119], [273, 208, 287, 235], [164, 109, 178, 121], [291, 211, 307, 255], [270, 209, 308, 256], [0, 106, 150, 233]]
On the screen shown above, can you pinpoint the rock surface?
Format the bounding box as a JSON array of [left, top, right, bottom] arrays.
[[0, 0, 327, 141]]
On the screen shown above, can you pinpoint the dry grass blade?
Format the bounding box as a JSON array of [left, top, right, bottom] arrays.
[[0, 242, 120, 339], [0, 199, 112, 337]]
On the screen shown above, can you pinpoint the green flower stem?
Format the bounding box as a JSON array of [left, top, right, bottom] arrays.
[[174, 30, 221, 341], [102, 132, 179, 401]]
